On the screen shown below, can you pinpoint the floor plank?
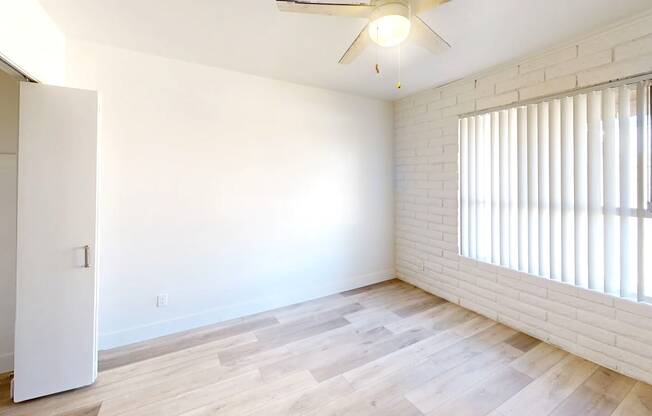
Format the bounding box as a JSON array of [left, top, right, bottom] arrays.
[[180, 371, 318, 416], [1, 280, 650, 416], [309, 326, 435, 382], [488, 354, 599, 416], [120, 370, 262, 416], [55, 403, 102, 416], [504, 332, 541, 353], [549, 367, 636, 416], [339, 280, 399, 297], [427, 367, 532, 416], [259, 326, 393, 381], [405, 341, 524, 413], [243, 375, 353, 416], [393, 296, 447, 318], [508, 341, 568, 378], [98, 316, 279, 371], [612, 382, 652, 416]]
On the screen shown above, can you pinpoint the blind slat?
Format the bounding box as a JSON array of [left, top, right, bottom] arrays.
[[491, 112, 500, 264], [469, 116, 477, 259], [619, 86, 633, 298], [574, 94, 588, 288], [509, 108, 519, 269], [517, 107, 528, 272], [499, 110, 510, 266], [602, 88, 619, 295], [561, 96, 575, 284], [527, 104, 539, 275], [636, 83, 648, 301], [549, 99, 562, 280], [538, 102, 550, 278], [477, 115, 489, 261], [587, 91, 604, 291], [460, 117, 469, 257]]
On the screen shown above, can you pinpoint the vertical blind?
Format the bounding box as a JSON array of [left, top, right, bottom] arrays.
[[459, 80, 652, 302]]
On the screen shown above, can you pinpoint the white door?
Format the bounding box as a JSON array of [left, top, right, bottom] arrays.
[[13, 82, 98, 402]]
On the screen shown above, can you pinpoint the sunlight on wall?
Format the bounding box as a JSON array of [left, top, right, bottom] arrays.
[[0, 0, 65, 84]]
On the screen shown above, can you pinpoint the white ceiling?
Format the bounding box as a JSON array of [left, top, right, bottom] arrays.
[[39, 0, 652, 100]]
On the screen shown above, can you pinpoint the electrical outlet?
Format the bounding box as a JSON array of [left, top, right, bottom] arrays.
[[420, 261, 425, 272], [156, 293, 168, 307]]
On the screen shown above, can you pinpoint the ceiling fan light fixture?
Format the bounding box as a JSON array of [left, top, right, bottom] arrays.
[[368, 3, 411, 48]]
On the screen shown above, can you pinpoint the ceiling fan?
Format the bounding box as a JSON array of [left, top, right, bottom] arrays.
[[276, 0, 451, 64]]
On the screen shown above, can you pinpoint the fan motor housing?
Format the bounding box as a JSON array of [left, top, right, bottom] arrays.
[[370, 2, 410, 21]]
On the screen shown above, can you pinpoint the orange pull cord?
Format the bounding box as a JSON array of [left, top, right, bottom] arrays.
[[396, 45, 402, 89], [375, 26, 380, 74]]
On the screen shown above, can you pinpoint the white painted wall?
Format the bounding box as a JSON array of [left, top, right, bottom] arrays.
[[64, 39, 395, 349], [0, 70, 18, 372], [0, 70, 18, 153], [0, 0, 65, 84]]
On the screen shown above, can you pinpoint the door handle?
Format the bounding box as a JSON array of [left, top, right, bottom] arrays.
[[84, 245, 90, 268]]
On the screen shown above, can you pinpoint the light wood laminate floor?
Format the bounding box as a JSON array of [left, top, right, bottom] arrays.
[[1, 279, 651, 416]]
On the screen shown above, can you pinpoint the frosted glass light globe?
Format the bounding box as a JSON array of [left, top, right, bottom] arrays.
[[369, 14, 411, 47]]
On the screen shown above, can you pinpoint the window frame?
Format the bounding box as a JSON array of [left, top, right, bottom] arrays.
[[648, 84, 652, 214]]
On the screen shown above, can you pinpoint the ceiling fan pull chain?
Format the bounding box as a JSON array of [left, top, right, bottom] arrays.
[[375, 26, 381, 74], [396, 46, 401, 89]]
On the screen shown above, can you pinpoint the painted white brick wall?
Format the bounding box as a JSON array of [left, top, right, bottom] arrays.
[[394, 10, 652, 385]]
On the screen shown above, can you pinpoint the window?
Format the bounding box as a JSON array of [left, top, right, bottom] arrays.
[[459, 79, 652, 302]]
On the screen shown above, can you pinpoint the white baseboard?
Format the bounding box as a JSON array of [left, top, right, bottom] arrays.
[[0, 352, 13, 373], [99, 269, 395, 350]]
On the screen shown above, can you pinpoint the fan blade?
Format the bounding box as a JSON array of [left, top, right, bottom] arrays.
[[409, 16, 450, 54], [412, 0, 449, 15], [276, 0, 374, 18], [339, 25, 370, 64]]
